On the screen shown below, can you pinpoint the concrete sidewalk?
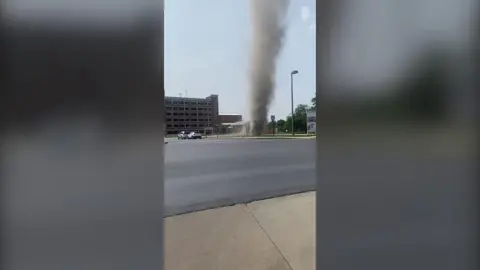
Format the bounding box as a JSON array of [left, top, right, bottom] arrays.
[[165, 192, 315, 270]]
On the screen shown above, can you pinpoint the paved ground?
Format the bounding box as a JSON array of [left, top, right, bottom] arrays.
[[165, 192, 315, 270], [165, 139, 315, 216]]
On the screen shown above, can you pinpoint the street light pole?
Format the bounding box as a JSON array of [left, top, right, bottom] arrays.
[[290, 70, 298, 136]]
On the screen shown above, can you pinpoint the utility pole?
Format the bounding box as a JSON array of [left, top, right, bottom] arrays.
[[290, 70, 298, 136]]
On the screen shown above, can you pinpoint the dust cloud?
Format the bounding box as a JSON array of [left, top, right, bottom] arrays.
[[248, 0, 290, 136]]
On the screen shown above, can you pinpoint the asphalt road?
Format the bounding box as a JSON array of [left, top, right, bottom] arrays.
[[164, 138, 315, 216]]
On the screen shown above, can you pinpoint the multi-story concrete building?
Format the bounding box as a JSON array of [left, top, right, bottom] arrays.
[[165, 94, 219, 134]]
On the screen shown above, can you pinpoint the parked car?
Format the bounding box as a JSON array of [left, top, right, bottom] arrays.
[[187, 132, 202, 139], [177, 131, 188, 140]]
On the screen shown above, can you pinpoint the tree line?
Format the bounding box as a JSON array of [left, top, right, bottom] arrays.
[[269, 94, 316, 133]]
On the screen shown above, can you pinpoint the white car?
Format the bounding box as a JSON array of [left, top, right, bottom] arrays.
[[177, 131, 188, 140], [187, 132, 202, 139]]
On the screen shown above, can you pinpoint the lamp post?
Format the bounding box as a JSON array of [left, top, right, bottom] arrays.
[[290, 70, 298, 136]]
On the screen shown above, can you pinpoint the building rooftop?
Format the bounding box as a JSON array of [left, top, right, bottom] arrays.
[[165, 94, 218, 101], [165, 96, 208, 101]]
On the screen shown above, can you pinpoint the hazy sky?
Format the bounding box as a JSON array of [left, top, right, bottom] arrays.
[[164, 0, 316, 119]]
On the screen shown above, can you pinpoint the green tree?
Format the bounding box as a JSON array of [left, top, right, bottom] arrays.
[[295, 104, 309, 116], [311, 94, 316, 109], [283, 104, 309, 132], [283, 116, 293, 132], [276, 119, 286, 132]]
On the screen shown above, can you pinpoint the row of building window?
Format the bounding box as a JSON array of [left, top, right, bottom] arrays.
[[166, 112, 212, 116], [166, 107, 212, 111], [165, 101, 212, 106], [166, 118, 212, 122], [166, 123, 212, 128]]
